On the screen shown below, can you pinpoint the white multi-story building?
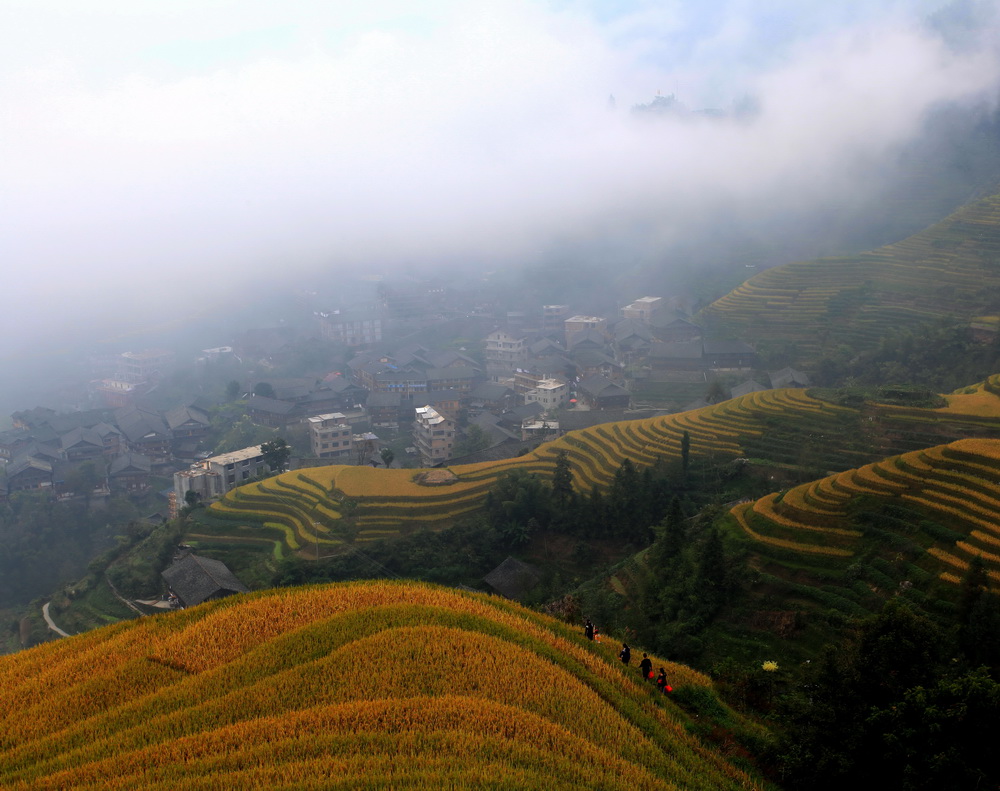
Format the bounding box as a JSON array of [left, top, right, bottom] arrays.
[[317, 311, 383, 347], [524, 379, 569, 412], [622, 296, 664, 323], [484, 330, 528, 368], [173, 445, 267, 506], [413, 406, 455, 467], [308, 413, 354, 459], [541, 304, 571, 331]]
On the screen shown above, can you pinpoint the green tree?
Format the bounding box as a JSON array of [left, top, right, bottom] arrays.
[[705, 380, 728, 404], [869, 668, 1000, 791], [215, 415, 276, 454], [253, 382, 276, 399], [66, 461, 102, 502], [379, 447, 395, 468], [651, 496, 685, 565], [260, 437, 291, 473], [225, 380, 241, 401], [680, 430, 691, 472], [550, 450, 574, 506]]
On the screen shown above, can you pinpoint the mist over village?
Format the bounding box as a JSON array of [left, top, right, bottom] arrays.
[[3, 2, 1000, 789]]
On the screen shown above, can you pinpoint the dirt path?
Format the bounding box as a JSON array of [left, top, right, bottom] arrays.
[[41, 602, 71, 638], [105, 574, 145, 616]]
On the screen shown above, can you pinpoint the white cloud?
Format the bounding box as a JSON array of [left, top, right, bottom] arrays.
[[1, 0, 998, 348]]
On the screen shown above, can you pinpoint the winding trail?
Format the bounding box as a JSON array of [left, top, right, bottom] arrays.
[[41, 602, 71, 638]]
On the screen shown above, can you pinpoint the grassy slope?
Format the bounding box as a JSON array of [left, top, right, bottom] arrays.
[[699, 192, 1000, 358], [0, 581, 766, 791]]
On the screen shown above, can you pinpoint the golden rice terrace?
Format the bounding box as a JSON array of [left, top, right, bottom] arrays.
[[0, 582, 760, 790], [197, 378, 1000, 557]]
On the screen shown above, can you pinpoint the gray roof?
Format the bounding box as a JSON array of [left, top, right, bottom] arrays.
[[425, 389, 463, 403], [11, 442, 62, 464], [529, 338, 566, 356], [246, 396, 297, 415], [366, 392, 402, 408], [92, 422, 122, 439], [60, 426, 104, 451], [567, 328, 608, 349], [483, 556, 542, 600], [559, 411, 628, 431], [470, 412, 519, 442], [165, 405, 211, 431], [323, 377, 365, 394], [649, 340, 703, 360], [731, 380, 769, 398], [109, 452, 152, 476], [569, 349, 621, 368], [505, 402, 545, 421], [613, 319, 655, 341], [469, 382, 514, 401], [161, 554, 249, 608], [6, 456, 53, 477], [578, 375, 629, 398], [46, 409, 115, 435], [769, 367, 811, 388], [115, 406, 170, 442]]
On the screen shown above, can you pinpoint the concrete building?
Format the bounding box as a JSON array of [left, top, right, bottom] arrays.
[[317, 311, 383, 347], [621, 296, 664, 323], [564, 315, 607, 347], [541, 304, 571, 331], [484, 330, 528, 370], [524, 379, 569, 412], [413, 405, 455, 467], [173, 445, 267, 507], [308, 413, 354, 459]]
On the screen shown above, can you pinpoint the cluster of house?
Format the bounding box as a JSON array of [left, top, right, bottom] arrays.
[[4, 293, 805, 506], [0, 402, 217, 500]]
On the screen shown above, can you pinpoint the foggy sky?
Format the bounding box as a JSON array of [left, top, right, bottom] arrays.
[[2, 0, 999, 357]]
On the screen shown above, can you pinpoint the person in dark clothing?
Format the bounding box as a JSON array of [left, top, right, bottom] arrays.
[[639, 653, 652, 681], [584, 619, 594, 640], [619, 643, 631, 665], [656, 668, 670, 694]]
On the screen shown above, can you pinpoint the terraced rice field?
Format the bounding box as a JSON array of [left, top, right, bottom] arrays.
[[701, 193, 1000, 356], [203, 389, 855, 553], [0, 582, 759, 790], [731, 438, 1000, 584]]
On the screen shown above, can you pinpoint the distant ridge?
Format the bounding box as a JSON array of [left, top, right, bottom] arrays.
[[700, 192, 1000, 358]]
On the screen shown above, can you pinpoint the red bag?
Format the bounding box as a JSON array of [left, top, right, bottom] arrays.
[[665, 685, 673, 693], [648, 671, 653, 679]]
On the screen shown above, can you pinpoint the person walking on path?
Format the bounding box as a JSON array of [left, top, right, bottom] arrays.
[[656, 668, 671, 694], [639, 653, 652, 681], [619, 643, 631, 665], [584, 618, 595, 641]]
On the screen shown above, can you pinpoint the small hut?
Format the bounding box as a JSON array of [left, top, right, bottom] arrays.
[[483, 556, 542, 601], [161, 554, 249, 608]]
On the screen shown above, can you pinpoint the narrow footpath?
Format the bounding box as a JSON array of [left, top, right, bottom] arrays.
[[41, 602, 71, 638]]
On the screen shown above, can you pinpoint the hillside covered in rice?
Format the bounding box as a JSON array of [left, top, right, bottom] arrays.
[[0, 581, 763, 790]]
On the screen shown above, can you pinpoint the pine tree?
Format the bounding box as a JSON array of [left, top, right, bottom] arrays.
[[551, 450, 574, 506]]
